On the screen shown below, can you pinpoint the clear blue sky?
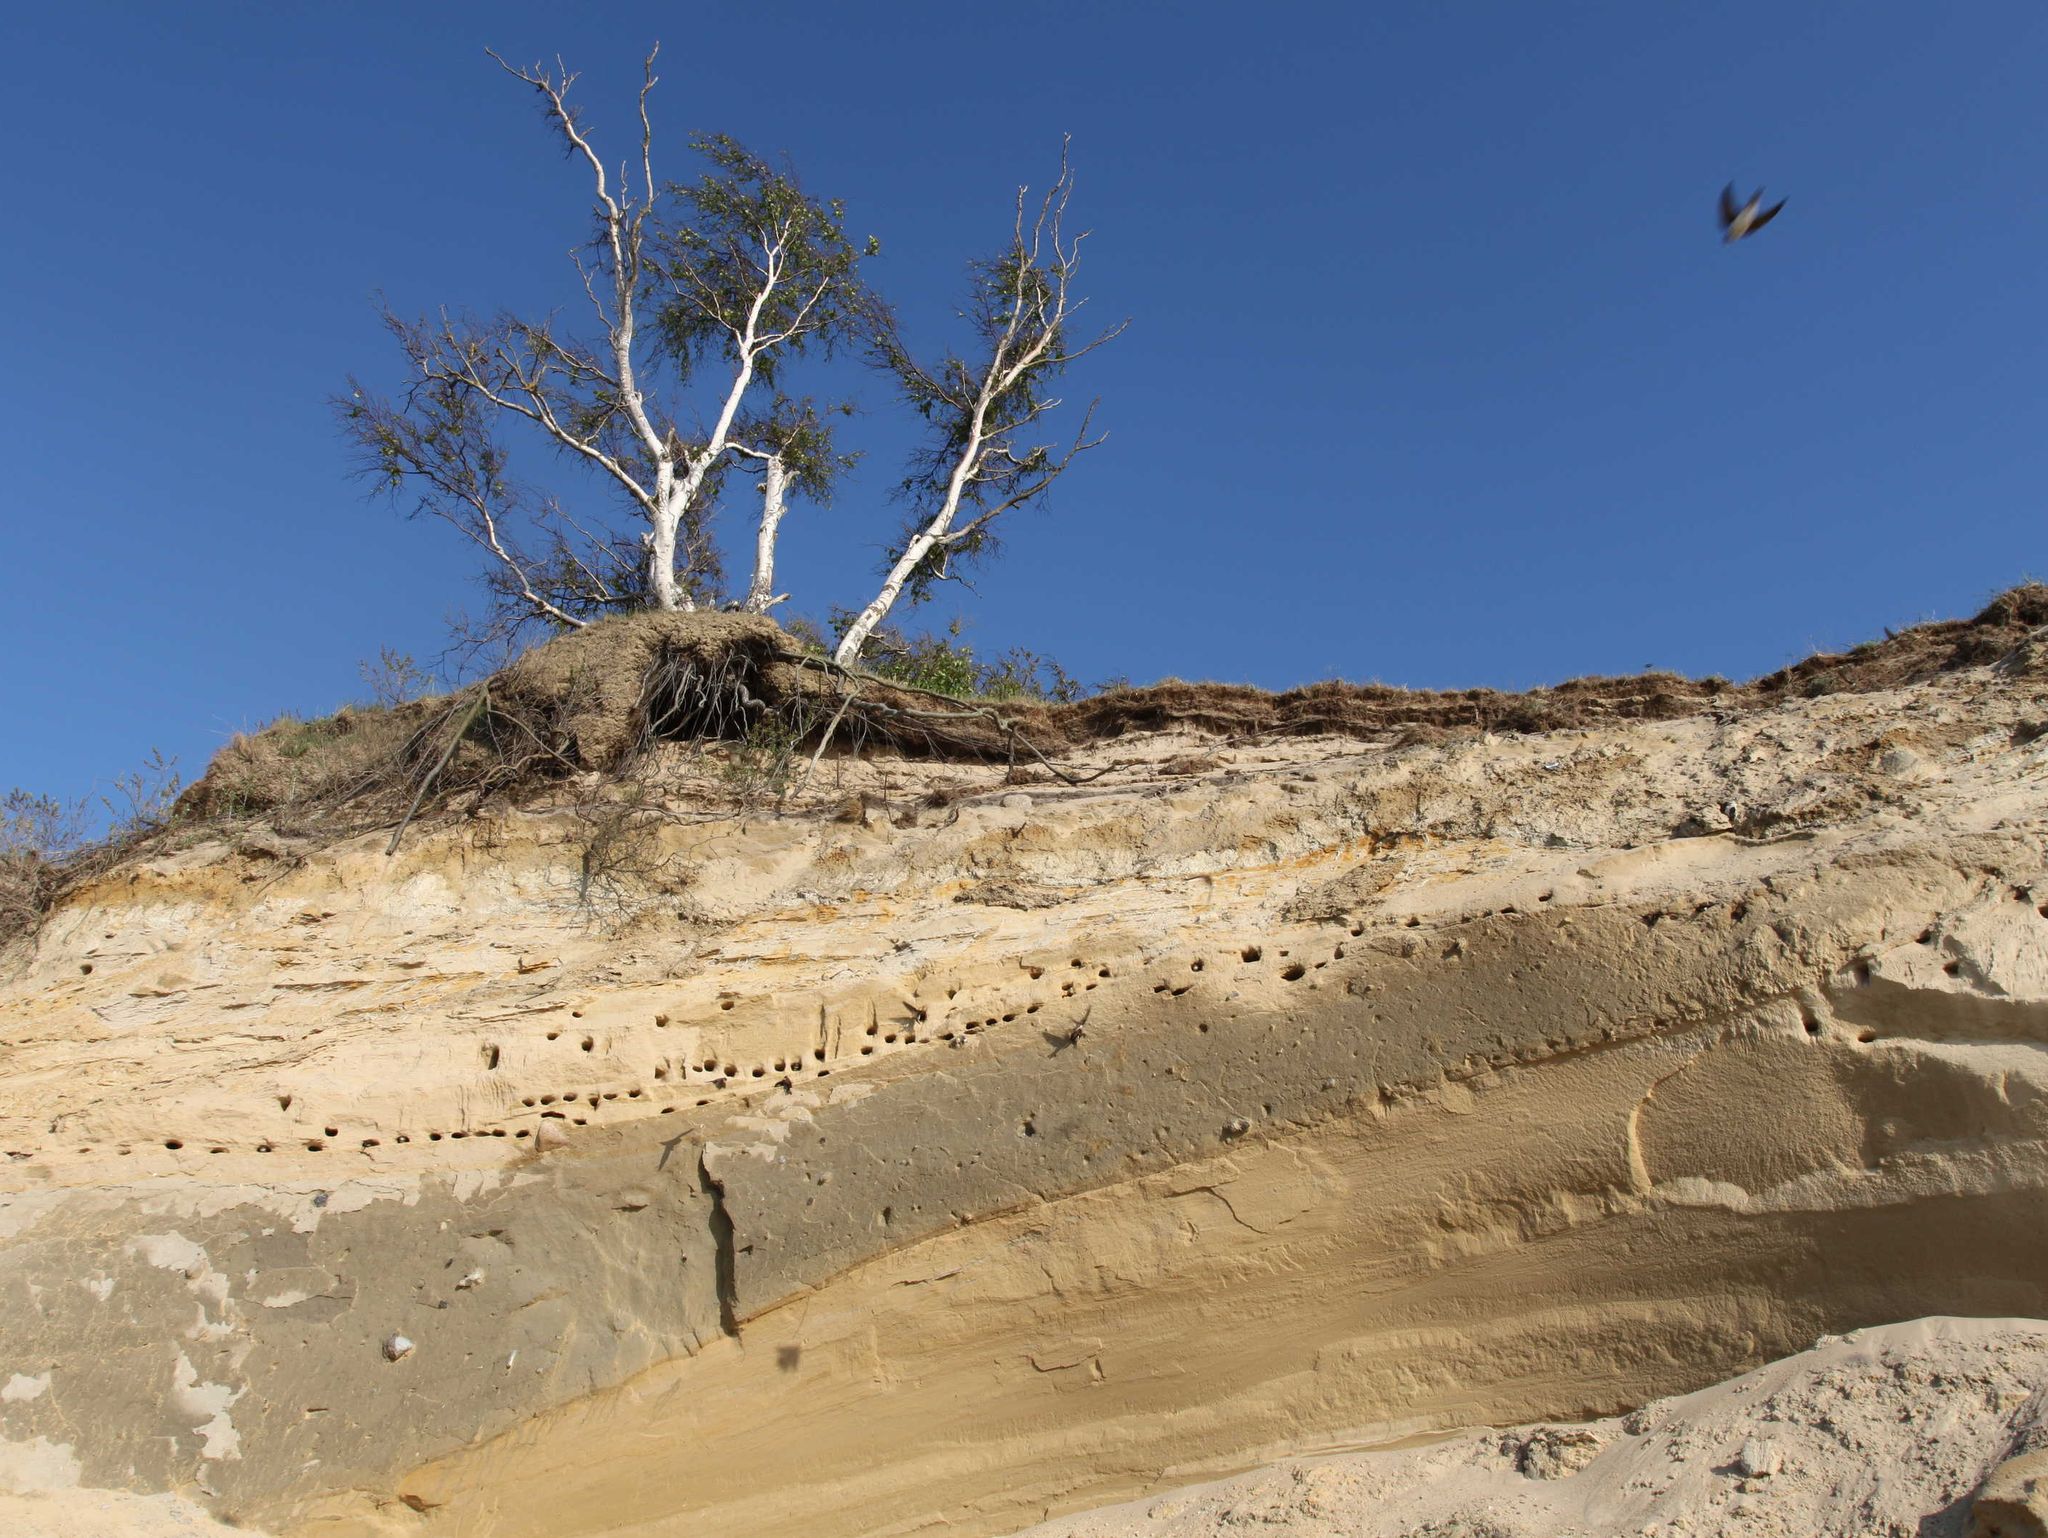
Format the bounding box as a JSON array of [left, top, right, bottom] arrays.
[[3, 1, 2043, 808]]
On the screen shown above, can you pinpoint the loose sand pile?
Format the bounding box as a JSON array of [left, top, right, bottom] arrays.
[[1012, 1318, 2048, 1538]]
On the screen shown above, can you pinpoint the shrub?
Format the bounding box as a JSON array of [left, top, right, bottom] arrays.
[[358, 646, 437, 707], [1, 749, 180, 949], [849, 616, 1084, 703], [103, 749, 181, 840], [1, 790, 85, 944]]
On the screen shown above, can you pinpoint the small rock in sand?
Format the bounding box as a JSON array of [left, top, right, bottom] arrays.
[[1970, 1447, 2048, 1538], [1516, 1427, 1605, 1480], [1735, 1438, 1781, 1479]]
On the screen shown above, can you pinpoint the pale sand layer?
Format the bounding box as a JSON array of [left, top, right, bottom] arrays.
[[0, 1486, 253, 1537]]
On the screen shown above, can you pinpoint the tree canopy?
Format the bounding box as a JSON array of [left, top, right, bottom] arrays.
[[340, 46, 1120, 672]]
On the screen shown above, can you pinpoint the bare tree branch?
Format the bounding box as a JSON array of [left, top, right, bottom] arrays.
[[835, 142, 1124, 666], [346, 50, 876, 640], [344, 51, 1116, 673]]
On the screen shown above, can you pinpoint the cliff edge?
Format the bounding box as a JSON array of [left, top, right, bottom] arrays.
[[5, 596, 2048, 1536]]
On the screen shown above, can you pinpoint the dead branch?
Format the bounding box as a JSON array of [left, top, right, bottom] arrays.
[[387, 687, 491, 855]]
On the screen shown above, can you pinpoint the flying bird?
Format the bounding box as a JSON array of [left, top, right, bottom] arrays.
[[1719, 183, 1786, 244]]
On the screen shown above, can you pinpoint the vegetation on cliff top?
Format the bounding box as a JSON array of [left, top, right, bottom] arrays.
[[5, 584, 2045, 954]]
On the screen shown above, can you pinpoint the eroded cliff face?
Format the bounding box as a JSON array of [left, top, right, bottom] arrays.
[[3, 652, 2047, 1537]]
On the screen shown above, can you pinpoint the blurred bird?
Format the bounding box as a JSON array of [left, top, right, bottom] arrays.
[[1720, 183, 1786, 244]]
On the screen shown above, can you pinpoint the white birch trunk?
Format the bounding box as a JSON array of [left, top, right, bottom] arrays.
[[832, 524, 944, 667], [834, 378, 998, 667], [743, 453, 790, 614], [467, 59, 862, 626], [646, 465, 682, 611], [647, 295, 765, 609]]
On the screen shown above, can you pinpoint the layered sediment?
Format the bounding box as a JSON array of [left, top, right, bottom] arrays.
[[1013, 1317, 2048, 1538], [4, 621, 2048, 1537]]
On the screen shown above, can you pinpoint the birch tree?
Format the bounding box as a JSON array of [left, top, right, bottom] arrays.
[[340, 47, 868, 634], [833, 148, 1124, 668], [726, 397, 852, 615], [341, 48, 1122, 678]]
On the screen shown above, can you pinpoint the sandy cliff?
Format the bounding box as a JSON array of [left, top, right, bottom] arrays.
[[4, 604, 2048, 1536]]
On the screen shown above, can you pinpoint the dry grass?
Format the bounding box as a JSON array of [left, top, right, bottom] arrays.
[[9, 583, 2040, 954], [1015, 584, 2048, 748], [186, 704, 438, 821], [159, 581, 2048, 836]]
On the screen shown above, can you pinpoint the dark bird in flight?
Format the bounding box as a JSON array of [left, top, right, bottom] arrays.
[[1719, 184, 1786, 244]]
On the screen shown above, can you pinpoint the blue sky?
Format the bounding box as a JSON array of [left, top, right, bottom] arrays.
[[3, 1, 2043, 808]]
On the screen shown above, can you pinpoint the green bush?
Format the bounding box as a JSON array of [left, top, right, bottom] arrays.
[[844, 616, 1084, 703]]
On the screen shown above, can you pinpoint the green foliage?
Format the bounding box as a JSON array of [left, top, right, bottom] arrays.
[[717, 713, 805, 809], [733, 393, 861, 505], [340, 339, 720, 646], [343, 360, 503, 506], [866, 155, 1119, 612], [658, 135, 878, 393], [852, 616, 1084, 703], [872, 624, 979, 698], [264, 715, 321, 761], [873, 248, 1071, 607], [975, 646, 1085, 704], [339, 114, 876, 646], [342, 56, 1116, 688]]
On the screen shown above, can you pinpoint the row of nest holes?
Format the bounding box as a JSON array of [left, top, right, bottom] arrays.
[[114, 903, 1869, 1165], [495, 928, 1396, 1080], [1800, 1005, 1879, 1045], [128, 1023, 1903, 1162], [450, 932, 1387, 1118], [23, 995, 1907, 1165], [120, 1089, 739, 1158], [132, 1004, 985, 1158]]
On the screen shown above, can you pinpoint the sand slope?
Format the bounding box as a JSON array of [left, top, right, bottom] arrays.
[[1013, 1317, 2048, 1538]]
